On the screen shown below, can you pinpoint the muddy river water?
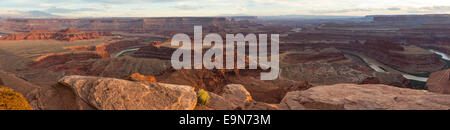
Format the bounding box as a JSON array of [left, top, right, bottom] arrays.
[[429, 49, 450, 61], [350, 49, 450, 82], [348, 52, 428, 82]]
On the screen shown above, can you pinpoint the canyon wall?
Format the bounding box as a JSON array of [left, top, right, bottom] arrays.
[[131, 45, 176, 60], [30, 52, 105, 68], [0, 28, 112, 41], [1, 18, 229, 33], [281, 39, 447, 74]]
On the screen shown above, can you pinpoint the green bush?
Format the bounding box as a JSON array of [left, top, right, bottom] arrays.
[[197, 89, 210, 106]]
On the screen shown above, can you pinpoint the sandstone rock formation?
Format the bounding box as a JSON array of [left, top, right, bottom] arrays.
[[0, 70, 41, 110], [345, 40, 445, 74], [0, 28, 112, 41], [30, 52, 106, 68], [360, 77, 381, 84], [126, 73, 156, 83], [49, 56, 170, 78], [63, 40, 145, 59], [205, 91, 236, 110], [281, 48, 347, 64], [203, 84, 278, 110], [280, 60, 373, 85], [221, 84, 253, 109], [426, 69, 450, 94], [360, 72, 413, 88], [279, 84, 450, 110], [58, 75, 197, 110], [0, 17, 267, 35], [372, 14, 450, 25]]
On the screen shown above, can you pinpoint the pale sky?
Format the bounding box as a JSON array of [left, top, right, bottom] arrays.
[[0, 0, 449, 17]]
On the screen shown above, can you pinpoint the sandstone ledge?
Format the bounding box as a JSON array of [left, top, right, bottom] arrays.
[[279, 84, 450, 110], [58, 75, 197, 110]]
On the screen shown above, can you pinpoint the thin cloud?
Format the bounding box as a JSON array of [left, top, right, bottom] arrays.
[[1, 0, 450, 17], [46, 7, 100, 13], [387, 7, 401, 11], [172, 5, 205, 10], [310, 8, 374, 14]]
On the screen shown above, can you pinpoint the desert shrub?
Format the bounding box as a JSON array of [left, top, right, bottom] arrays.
[[127, 73, 156, 83], [197, 89, 210, 106], [0, 87, 32, 110]]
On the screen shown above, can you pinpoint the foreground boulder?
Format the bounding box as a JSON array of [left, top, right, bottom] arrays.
[[202, 84, 277, 110], [58, 75, 197, 110], [221, 84, 253, 109], [360, 72, 413, 88], [125, 73, 156, 83], [426, 69, 450, 94], [204, 92, 236, 110], [279, 84, 450, 110]]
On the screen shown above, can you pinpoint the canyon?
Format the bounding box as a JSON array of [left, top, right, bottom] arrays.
[[0, 28, 112, 41], [0, 15, 449, 110]]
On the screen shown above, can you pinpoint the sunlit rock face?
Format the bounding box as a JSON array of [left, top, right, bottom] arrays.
[[279, 84, 450, 110], [0, 28, 112, 41]]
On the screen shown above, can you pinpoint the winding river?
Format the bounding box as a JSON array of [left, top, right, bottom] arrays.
[[346, 51, 429, 82], [349, 49, 450, 82], [429, 49, 450, 61], [112, 45, 449, 82], [114, 48, 141, 58]]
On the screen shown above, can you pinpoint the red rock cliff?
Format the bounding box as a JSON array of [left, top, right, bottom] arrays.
[[0, 28, 112, 41]]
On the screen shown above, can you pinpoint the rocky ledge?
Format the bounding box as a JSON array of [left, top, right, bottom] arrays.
[[57, 75, 277, 110], [58, 75, 197, 110], [426, 69, 450, 94], [0, 28, 112, 41], [279, 84, 450, 110], [12, 74, 449, 110]]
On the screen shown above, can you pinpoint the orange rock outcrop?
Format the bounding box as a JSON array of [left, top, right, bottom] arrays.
[[0, 28, 112, 41]]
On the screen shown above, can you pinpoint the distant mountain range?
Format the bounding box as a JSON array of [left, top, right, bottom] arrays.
[[0, 10, 60, 18]]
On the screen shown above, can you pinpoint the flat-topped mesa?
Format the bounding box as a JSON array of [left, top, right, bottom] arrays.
[[0, 28, 112, 41], [371, 14, 450, 25], [64, 40, 144, 55], [59, 27, 80, 33], [282, 47, 347, 64], [279, 84, 450, 110], [0, 17, 270, 35], [1, 18, 230, 33], [57, 75, 198, 110], [30, 52, 107, 68]]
